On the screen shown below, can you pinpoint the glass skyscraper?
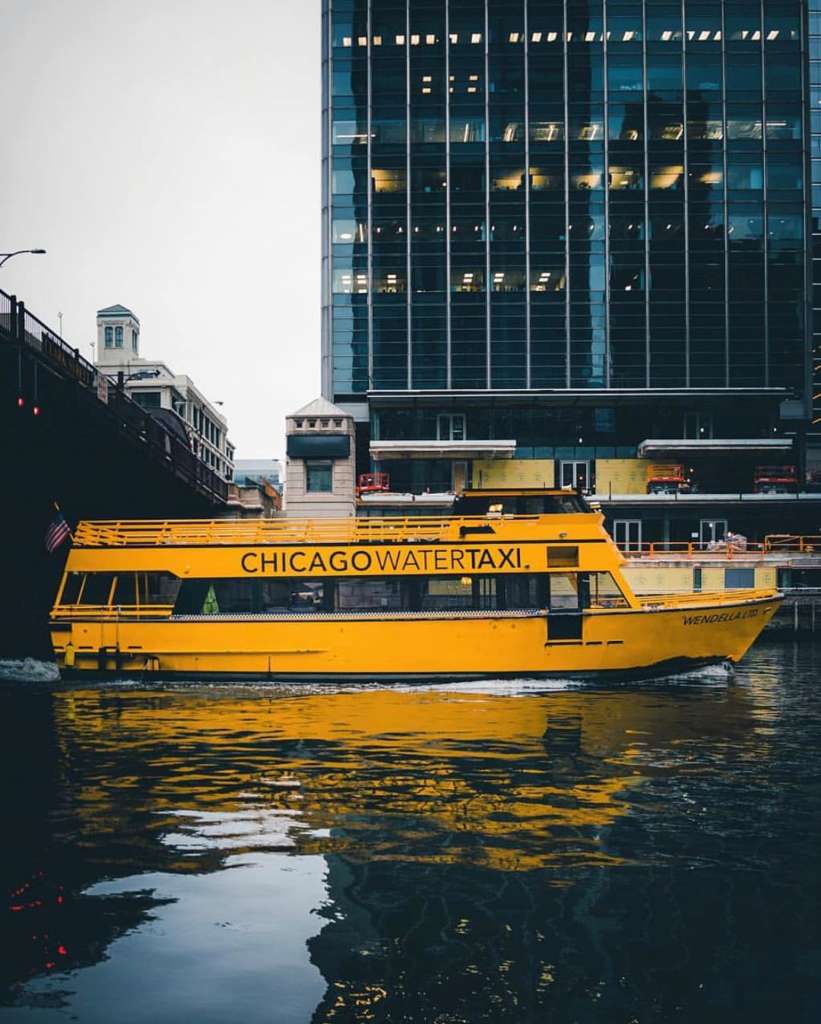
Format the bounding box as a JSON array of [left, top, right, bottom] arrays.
[[324, 0, 808, 394], [321, 0, 816, 533]]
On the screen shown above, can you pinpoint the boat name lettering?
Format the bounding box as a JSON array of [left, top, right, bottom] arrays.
[[682, 608, 760, 626], [239, 545, 524, 576]]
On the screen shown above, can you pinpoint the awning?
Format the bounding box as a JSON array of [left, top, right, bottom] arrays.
[[637, 438, 793, 457], [287, 433, 350, 459], [370, 439, 517, 460], [358, 491, 456, 506]]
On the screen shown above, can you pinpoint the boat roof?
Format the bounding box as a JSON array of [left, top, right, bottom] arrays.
[[72, 512, 601, 549]]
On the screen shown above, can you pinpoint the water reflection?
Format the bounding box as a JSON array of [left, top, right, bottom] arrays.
[[1, 646, 820, 1021]]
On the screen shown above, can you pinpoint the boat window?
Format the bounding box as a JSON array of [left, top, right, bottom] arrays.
[[113, 574, 137, 606], [335, 577, 406, 611], [79, 573, 116, 606], [157, 573, 561, 616], [547, 546, 579, 568], [587, 572, 629, 608], [59, 572, 84, 605], [421, 576, 475, 611], [136, 573, 182, 606], [503, 575, 548, 610], [548, 573, 580, 611], [174, 578, 327, 615], [555, 495, 589, 513]]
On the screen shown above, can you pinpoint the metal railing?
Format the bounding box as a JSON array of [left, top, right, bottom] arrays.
[[619, 536, 821, 560], [1, 288, 227, 503], [72, 514, 549, 548], [636, 588, 779, 608], [50, 604, 175, 620]]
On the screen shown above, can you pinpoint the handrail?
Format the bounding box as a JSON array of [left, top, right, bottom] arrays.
[[763, 534, 821, 553], [72, 513, 553, 547], [637, 588, 778, 608], [50, 604, 175, 619], [620, 536, 821, 559]]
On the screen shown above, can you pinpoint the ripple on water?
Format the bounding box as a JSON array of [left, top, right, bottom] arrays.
[[0, 642, 820, 1023]]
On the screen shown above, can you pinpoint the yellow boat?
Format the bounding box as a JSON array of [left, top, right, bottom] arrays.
[[49, 505, 780, 681]]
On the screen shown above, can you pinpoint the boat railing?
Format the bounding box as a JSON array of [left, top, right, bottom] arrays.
[[71, 515, 548, 548], [636, 588, 777, 609], [51, 604, 176, 619]]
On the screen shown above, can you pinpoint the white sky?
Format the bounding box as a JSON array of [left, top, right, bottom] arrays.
[[1, 0, 320, 460]]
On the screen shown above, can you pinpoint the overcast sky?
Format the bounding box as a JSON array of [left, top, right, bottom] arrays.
[[1, 0, 320, 460]]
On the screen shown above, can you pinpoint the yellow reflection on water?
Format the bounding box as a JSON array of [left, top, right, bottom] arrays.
[[51, 682, 761, 872]]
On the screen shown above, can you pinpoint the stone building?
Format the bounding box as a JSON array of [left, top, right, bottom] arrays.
[[285, 397, 356, 518], [94, 304, 234, 481]]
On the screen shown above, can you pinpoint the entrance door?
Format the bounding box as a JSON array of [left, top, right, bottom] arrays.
[[546, 572, 584, 641], [560, 460, 590, 492], [613, 519, 642, 552], [699, 519, 727, 547]]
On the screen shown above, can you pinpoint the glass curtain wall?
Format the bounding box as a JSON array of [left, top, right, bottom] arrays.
[[323, 0, 808, 400], [810, 0, 821, 424]]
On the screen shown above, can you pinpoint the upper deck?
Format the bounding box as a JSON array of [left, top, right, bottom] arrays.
[[72, 511, 605, 550]]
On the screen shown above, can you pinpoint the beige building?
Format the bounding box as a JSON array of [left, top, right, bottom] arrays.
[[95, 304, 234, 481], [285, 398, 356, 518]]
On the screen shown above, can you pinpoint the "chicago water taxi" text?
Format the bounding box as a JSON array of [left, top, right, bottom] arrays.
[[239, 545, 526, 576]]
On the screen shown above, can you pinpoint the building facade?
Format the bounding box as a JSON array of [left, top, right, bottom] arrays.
[[95, 304, 235, 482], [322, 0, 820, 542], [285, 397, 357, 517]]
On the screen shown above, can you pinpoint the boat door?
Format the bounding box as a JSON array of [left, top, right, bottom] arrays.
[[546, 572, 585, 642]]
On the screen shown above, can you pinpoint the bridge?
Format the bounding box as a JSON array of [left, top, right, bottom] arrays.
[[1, 289, 227, 655]]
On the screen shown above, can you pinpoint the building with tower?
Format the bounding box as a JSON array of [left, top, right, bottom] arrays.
[[95, 304, 234, 482]]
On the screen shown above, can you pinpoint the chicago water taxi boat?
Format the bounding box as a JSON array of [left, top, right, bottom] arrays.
[[49, 505, 780, 681]]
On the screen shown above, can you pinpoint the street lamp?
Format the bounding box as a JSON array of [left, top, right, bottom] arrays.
[[0, 249, 47, 268]]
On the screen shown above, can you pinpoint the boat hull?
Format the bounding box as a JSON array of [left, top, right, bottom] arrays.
[[52, 593, 781, 682]]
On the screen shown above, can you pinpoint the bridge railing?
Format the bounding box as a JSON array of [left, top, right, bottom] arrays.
[[19, 304, 97, 387], [1, 288, 227, 503]]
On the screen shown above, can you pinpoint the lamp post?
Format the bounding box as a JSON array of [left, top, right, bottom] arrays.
[[115, 368, 161, 389], [0, 249, 47, 268]]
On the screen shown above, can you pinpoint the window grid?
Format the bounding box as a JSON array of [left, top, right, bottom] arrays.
[[322, 0, 809, 401]]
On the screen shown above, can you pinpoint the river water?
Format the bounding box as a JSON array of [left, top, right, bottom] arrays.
[[0, 641, 819, 1023]]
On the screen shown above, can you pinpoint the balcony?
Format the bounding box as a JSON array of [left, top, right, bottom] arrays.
[[369, 438, 517, 460], [637, 438, 793, 457]]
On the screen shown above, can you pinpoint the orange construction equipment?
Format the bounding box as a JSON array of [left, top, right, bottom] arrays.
[[753, 465, 797, 494], [646, 463, 687, 495], [357, 472, 391, 495]]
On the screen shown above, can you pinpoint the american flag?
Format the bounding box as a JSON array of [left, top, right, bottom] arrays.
[[45, 510, 71, 553]]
